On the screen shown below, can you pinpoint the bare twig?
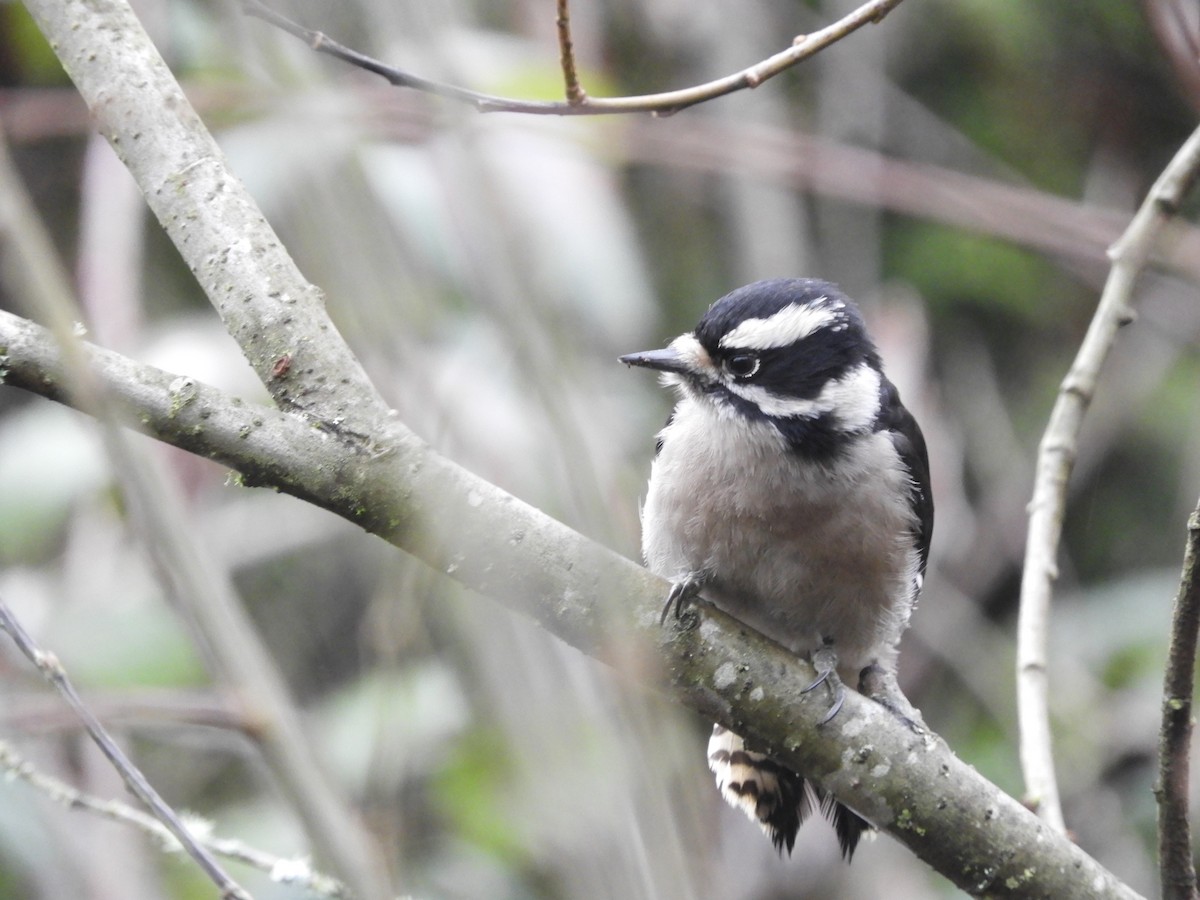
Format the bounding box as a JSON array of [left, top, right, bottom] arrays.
[[242, 0, 906, 116], [0, 602, 252, 900], [1016, 122, 1200, 831], [1157, 503, 1200, 900], [0, 740, 350, 898], [555, 0, 586, 105]]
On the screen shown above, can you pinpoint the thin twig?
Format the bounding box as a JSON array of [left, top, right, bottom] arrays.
[[0, 740, 351, 898], [555, 0, 586, 105], [1016, 122, 1200, 832], [242, 0, 906, 116], [0, 602, 252, 900], [1157, 503, 1200, 900]]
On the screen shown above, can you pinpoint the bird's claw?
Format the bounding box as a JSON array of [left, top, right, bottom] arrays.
[[858, 663, 926, 733], [661, 576, 704, 626], [802, 641, 845, 725]]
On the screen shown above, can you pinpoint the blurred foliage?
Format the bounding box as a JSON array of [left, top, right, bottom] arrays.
[[1, 0, 1199, 898]]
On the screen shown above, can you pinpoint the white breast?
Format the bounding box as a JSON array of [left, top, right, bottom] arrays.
[[641, 396, 920, 676]]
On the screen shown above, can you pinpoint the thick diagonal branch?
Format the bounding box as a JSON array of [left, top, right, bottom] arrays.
[[0, 309, 1146, 900]]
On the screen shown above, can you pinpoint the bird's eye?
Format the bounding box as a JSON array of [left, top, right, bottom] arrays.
[[724, 353, 760, 379]]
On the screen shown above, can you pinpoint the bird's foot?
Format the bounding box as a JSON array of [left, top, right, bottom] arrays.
[[660, 574, 708, 626], [858, 663, 926, 734], [802, 640, 845, 725]]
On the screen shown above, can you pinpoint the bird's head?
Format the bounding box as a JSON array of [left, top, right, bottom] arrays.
[[621, 279, 885, 449]]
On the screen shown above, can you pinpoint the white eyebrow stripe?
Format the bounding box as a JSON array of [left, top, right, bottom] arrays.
[[718, 301, 838, 351]]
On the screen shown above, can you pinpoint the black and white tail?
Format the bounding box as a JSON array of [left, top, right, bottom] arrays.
[[706, 724, 870, 858]]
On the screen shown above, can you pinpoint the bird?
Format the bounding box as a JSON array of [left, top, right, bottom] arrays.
[[619, 278, 933, 858]]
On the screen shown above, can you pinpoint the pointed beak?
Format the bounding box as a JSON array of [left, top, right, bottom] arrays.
[[619, 347, 690, 374]]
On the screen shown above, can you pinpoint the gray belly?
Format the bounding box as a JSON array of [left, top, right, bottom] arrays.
[[641, 402, 918, 674]]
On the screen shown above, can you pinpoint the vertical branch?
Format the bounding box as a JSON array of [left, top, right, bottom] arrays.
[[1016, 123, 1200, 831], [1157, 503, 1200, 900], [556, 0, 587, 104], [0, 601, 251, 900]]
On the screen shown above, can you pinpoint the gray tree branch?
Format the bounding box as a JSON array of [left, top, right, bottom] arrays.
[[0, 307, 1146, 900], [21, 0, 387, 439]]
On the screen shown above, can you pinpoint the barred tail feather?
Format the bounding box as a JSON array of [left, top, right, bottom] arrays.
[[706, 724, 871, 859]]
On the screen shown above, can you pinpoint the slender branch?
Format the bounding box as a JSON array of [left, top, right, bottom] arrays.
[[555, 0, 586, 105], [1016, 122, 1200, 831], [1157, 502, 1200, 900], [242, 0, 906, 116], [0, 309, 1147, 900], [0, 740, 350, 899], [0, 601, 252, 900]]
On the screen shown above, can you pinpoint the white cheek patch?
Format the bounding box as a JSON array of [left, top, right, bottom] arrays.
[[727, 363, 881, 429], [718, 301, 839, 351], [821, 364, 883, 431]]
